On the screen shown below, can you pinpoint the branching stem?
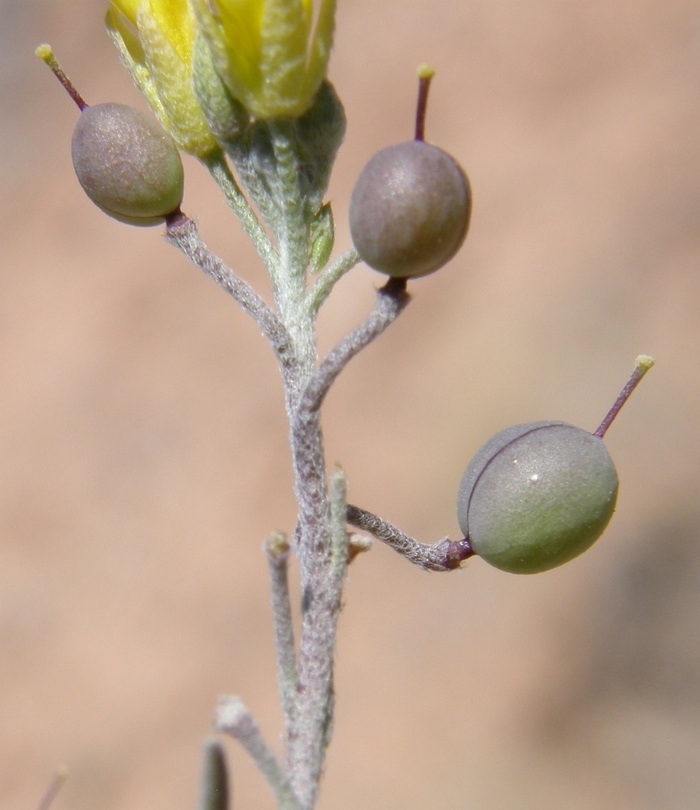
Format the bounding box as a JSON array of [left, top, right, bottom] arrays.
[[298, 278, 410, 416], [217, 697, 301, 810], [164, 214, 298, 385], [346, 504, 473, 571], [284, 279, 410, 808], [306, 247, 361, 314], [164, 80, 436, 810], [204, 150, 279, 274]]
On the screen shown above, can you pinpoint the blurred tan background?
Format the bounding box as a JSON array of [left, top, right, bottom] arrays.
[[2, 1, 700, 808]]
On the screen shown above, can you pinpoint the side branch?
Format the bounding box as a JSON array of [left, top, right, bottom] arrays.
[[165, 214, 296, 377], [216, 696, 301, 810], [204, 151, 278, 274], [306, 247, 361, 314], [265, 530, 298, 735], [290, 276, 410, 572], [298, 277, 410, 416], [346, 504, 473, 572]]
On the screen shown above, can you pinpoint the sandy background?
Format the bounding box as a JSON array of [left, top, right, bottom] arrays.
[[2, 1, 700, 808]]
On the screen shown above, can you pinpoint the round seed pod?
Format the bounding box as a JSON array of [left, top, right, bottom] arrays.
[[71, 103, 184, 226], [457, 422, 618, 574], [349, 140, 471, 278]]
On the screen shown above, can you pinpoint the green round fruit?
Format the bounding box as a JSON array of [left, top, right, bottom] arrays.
[[457, 422, 618, 574], [349, 140, 471, 278], [71, 103, 184, 226]]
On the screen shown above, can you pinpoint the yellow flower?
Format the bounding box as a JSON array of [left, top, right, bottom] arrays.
[[107, 0, 219, 156], [192, 0, 336, 119]]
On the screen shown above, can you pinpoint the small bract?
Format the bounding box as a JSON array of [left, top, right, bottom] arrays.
[[457, 422, 619, 574]]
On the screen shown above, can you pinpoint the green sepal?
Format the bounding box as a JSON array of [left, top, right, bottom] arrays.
[[221, 81, 345, 233], [225, 121, 283, 233], [294, 81, 346, 219], [310, 203, 335, 273], [192, 34, 249, 146]]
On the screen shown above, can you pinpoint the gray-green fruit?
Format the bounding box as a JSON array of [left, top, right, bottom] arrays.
[[349, 140, 471, 278], [457, 422, 618, 574], [71, 103, 184, 226]]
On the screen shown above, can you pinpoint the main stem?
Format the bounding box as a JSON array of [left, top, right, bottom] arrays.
[[177, 120, 410, 809], [268, 121, 341, 809], [283, 280, 411, 808], [286, 406, 337, 809]]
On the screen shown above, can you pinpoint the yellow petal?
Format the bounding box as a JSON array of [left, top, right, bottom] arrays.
[[146, 0, 194, 63], [258, 0, 312, 110], [216, 0, 265, 96], [136, 2, 218, 155], [110, 0, 140, 25], [305, 0, 336, 97], [189, 0, 336, 119]]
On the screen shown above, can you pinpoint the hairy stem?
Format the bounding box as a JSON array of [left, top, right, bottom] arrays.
[[346, 504, 473, 571], [171, 114, 415, 810], [203, 150, 279, 274], [266, 531, 298, 735], [299, 278, 410, 416], [268, 121, 314, 374], [285, 281, 410, 807], [284, 403, 331, 809], [306, 247, 361, 314], [164, 214, 298, 386], [217, 697, 301, 810]]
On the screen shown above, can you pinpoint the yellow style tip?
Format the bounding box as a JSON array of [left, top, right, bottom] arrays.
[[35, 43, 54, 63], [635, 355, 655, 375]]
